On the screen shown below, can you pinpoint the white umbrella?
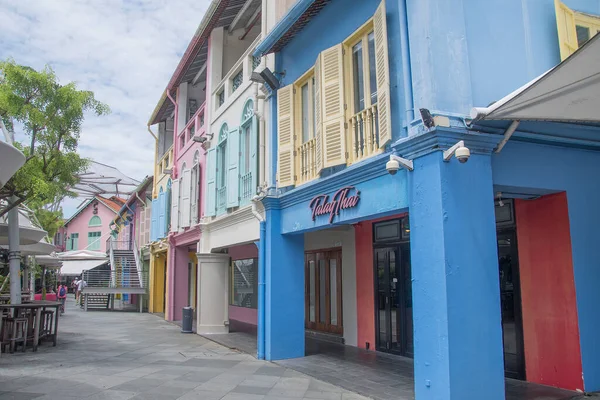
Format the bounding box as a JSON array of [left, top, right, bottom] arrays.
[[0, 140, 25, 189], [0, 206, 47, 245]]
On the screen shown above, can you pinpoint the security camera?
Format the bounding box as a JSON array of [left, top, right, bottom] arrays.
[[455, 145, 470, 163], [386, 159, 400, 175], [443, 140, 470, 163], [386, 154, 414, 175]]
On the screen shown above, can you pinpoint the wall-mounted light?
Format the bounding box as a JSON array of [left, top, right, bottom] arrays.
[[250, 67, 284, 91], [163, 168, 172, 175], [443, 140, 471, 163], [192, 133, 213, 144]]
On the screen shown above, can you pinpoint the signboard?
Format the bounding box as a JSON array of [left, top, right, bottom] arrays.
[[309, 186, 360, 224]]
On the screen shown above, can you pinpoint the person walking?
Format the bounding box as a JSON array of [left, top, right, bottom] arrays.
[[77, 277, 87, 307], [72, 278, 80, 303], [57, 283, 67, 314]]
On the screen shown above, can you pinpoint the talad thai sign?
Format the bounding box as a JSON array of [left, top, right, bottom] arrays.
[[309, 186, 360, 224]]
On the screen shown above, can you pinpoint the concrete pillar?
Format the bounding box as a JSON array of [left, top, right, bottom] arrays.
[[264, 206, 305, 360], [196, 253, 230, 334], [409, 151, 504, 400], [168, 246, 189, 321], [176, 82, 189, 132]]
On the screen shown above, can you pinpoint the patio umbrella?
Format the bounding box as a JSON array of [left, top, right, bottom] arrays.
[[0, 206, 47, 245], [0, 140, 25, 189]]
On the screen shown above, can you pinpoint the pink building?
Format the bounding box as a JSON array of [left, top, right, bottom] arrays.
[[60, 196, 125, 253]]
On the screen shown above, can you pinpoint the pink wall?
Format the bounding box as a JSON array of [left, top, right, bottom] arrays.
[[516, 194, 583, 390], [64, 199, 116, 253], [229, 305, 257, 325]]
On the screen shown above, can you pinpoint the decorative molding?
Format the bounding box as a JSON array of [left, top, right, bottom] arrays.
[[393, 127, 501, 160], [172, 225, 201, 246], [201, 205, 257, 232]]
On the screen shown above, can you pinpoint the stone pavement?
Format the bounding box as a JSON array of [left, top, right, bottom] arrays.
[[0, 299, 369, 400]]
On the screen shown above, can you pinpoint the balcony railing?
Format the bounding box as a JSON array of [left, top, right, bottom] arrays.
[[297, 138, 318, 184], [158, 145, 174, 175], [212, 36, 262, 116], [349, 103, 381, 164], [240, 171, 253, 204], [178, 102, 206, 156], [106, 239, 133, 252], [217, 186, 227, 213]]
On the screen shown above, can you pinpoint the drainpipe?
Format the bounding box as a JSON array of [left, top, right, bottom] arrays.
[[253, 82, 266, 188], [251, 198, 266, 359], [398, 0, 415, 129], [166, 90, 178, 178]]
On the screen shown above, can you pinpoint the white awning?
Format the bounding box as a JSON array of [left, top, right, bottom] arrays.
[[471, 34, 600, 124], [60, 259, 108, 276]]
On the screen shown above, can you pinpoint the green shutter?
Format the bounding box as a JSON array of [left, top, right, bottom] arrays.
[[205, 148, 217, 217], [227, 128, 240, 208], [250, 116, 258, 198]]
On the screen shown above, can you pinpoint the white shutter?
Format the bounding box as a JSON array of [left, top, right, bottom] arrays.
[[227, 128, 240, 208], [554, 0, 578, 61], [205, 148, 217, 217], [170, 179, 180, 232], [374, 0, 392, 148], [277, 84, 295, 187], [180, 169, 192, 228], [320, 44, 346, 167]]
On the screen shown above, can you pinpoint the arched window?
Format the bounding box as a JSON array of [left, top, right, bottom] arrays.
[[239, 99, 256, 204], [89, 216, 102, 227], [191, 151, 201, 224], [216, 123, 228, 212]]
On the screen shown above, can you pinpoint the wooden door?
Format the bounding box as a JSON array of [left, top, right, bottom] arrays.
[[305, 249, 343, 334]]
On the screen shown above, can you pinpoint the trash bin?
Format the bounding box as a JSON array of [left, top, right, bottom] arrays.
[[181, 306, 193, 333]]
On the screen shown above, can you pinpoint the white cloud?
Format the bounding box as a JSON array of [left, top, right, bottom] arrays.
[[0, 0, 210, 217]]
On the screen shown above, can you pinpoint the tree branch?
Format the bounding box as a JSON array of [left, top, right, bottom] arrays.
[[0, 196, 25, 219]]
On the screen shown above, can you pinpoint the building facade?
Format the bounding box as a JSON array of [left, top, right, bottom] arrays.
[[253, 1, 600, 400], [59, 196, 125, 253]]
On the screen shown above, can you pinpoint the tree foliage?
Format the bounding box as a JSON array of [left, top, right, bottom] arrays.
[[0, 59, 110, 216]]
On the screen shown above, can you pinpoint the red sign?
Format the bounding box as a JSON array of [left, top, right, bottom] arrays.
[[309, 186, 360, 224]]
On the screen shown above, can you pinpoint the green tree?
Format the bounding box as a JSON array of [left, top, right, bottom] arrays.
[[0, 59, 110, 217]]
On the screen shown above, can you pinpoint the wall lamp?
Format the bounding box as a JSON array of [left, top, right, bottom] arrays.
[[250, 67, 283, 91], [443, 140, 471, 163], [386, 154, 414, 175]]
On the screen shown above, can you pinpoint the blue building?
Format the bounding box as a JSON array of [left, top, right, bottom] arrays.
[[253, 0, 600, 399]]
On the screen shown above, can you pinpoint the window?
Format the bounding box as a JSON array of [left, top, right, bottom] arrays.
[[67, 233, 79, 251], [179, 133, 185, 149], [191, 152, 200, 224], [230, 258, 258, 308], [88, 232, 101, 251], [276, 1, 390, 189], [55, 232, 62, 246], [218, 89, 225, 108], [555, 0, 600, 60], [88, 216, 102, 227], [216, 124, 228, 212], [232, 69, 244, 93]]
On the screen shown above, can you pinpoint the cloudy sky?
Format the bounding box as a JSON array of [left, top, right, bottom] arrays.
[[0, 0, 210, 216]]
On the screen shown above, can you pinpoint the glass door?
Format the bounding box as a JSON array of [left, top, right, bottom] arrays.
[[497, 229, 525, 379], [305, 249, 343, 335], [375, 245, 413, 356]]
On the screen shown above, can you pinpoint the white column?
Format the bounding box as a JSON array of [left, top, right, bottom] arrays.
[[177, 82, 189, 132], [196, 253, 230, 334]]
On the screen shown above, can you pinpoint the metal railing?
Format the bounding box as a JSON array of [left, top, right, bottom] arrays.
[[240, 171, 253, 204], [217, 186, 227, 212], [82, 267, 148, 290], [349, 103, 381, 164], [106, 239, 133, 252], [297, 138, 317, 184], [177, 102, 206, 158], [132, 238, 144, 289]]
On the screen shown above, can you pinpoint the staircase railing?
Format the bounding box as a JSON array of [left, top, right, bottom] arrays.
[[132, 239, 144, 289], [107, 239, 116, 288], [82, 268, 148, 290]]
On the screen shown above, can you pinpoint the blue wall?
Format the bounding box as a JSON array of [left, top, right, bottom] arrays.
[[279, 0, 408, 138], [492, 142, 600, 391], [407, 0, 600, 115]]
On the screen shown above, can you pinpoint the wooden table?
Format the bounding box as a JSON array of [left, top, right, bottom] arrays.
[[0, 301, 61, 352]]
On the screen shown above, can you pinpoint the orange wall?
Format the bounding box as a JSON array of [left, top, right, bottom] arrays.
[[516, 193, 583, 391]]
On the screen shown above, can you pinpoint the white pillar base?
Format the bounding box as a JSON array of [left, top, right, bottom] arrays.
[[196, 253, 230, 335]]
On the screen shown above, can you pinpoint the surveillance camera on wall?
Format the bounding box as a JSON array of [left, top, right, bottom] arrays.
[[443, 140, 471, 163], [386, 154, 414, 175]]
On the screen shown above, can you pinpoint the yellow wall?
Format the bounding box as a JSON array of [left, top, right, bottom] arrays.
[[149, 249, 167, 314]]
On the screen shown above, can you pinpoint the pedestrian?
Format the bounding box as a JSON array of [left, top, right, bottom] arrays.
[[77, 277, 87, 307], [72, 278, 80, 303], [57, 283, 67, 314]]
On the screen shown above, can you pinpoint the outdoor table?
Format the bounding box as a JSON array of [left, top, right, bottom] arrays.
[[0, 301, 61, 352]]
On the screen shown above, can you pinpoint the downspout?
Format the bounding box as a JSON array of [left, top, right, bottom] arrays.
[[254, 82, 266, 188], [251, 199, 265, 360], [398, 0, 415, 129], [166, 90, 178, 178]]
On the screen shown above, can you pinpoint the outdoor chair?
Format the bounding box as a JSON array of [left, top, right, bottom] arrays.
[[40, 310, 54, 341], [1, 317, 28, 353]]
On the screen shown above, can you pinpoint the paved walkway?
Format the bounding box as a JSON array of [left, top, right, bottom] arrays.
[[0, 299, 369, 400]]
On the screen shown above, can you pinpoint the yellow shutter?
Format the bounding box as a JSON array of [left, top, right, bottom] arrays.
[[374, 0, 392, 148], [554, 0, 578, 61], [314, 54, 323, 174], [277, 84, 295, 187], [319, 43, 346, 168]]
